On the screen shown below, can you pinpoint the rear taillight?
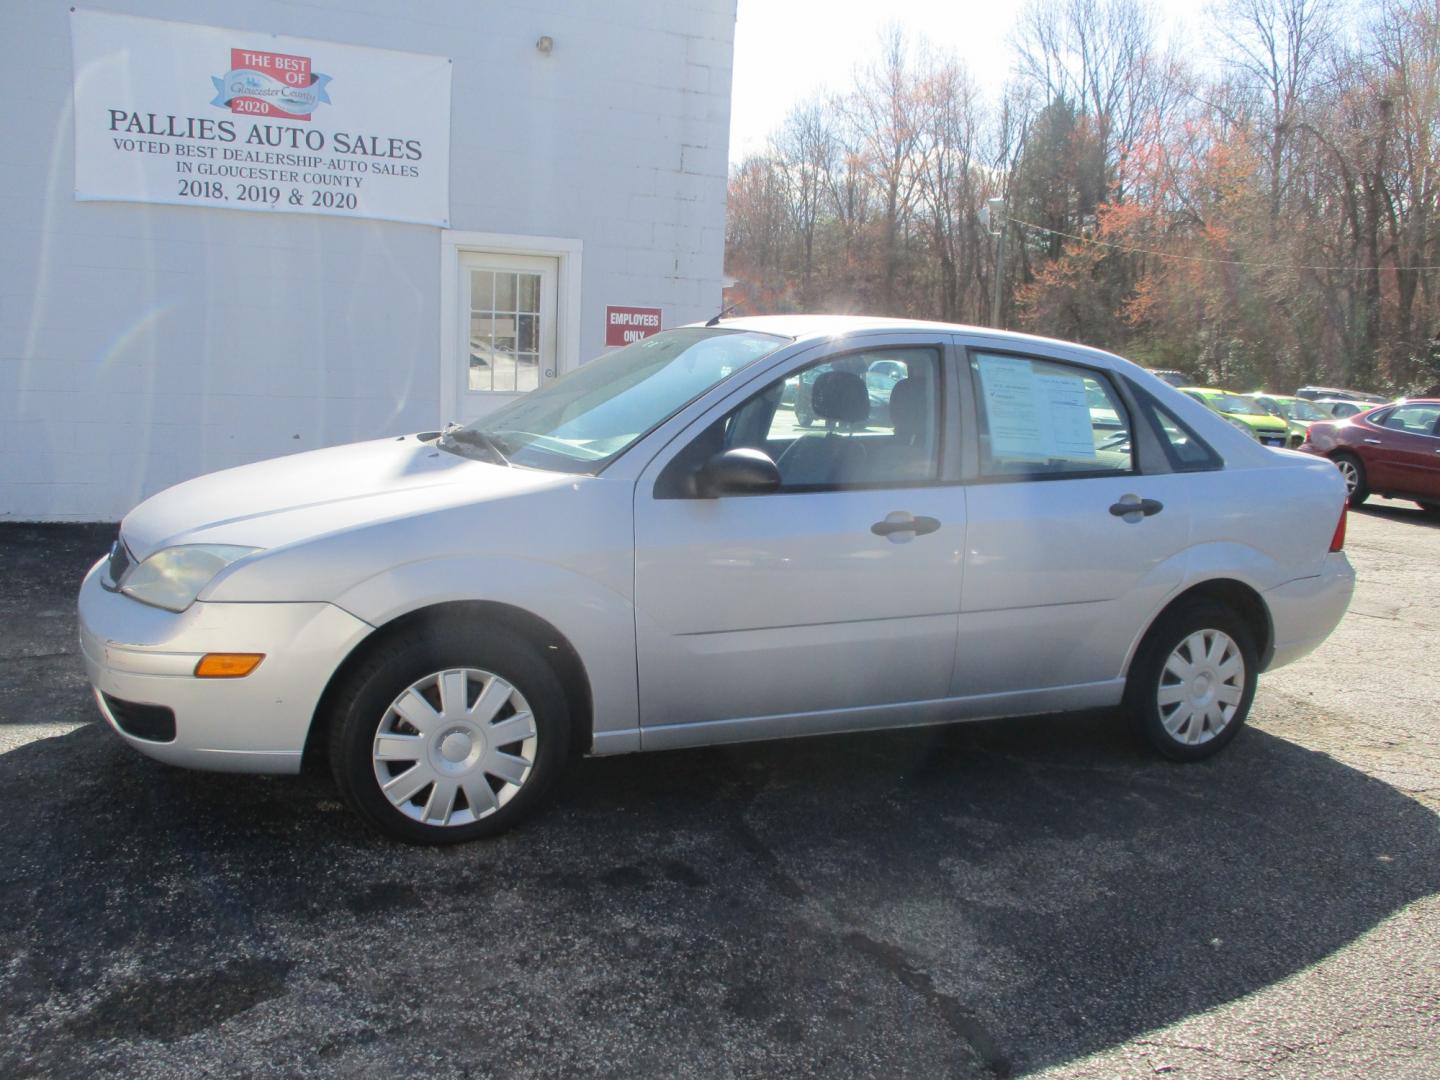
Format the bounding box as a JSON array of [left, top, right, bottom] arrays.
[[1330, 505, 1347, 552]]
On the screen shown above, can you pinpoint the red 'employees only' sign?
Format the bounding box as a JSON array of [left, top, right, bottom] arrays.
[[605, 306, 662, 347]]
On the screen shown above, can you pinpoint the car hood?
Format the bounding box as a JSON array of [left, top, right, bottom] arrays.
[[1229, 412, 1288, 432], [119, 435, 575, 561]]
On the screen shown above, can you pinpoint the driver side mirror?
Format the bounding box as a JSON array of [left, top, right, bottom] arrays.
[[693, 448, 781, 498]]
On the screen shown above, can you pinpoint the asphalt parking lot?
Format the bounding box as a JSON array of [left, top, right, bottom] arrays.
[[1, 506, 1436, 1078]]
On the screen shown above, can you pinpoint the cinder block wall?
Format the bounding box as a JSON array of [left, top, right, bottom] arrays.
[[1, 0, 735, 520]]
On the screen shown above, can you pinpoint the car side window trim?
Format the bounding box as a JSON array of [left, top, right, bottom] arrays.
[[1128, 384, 1224, 473]]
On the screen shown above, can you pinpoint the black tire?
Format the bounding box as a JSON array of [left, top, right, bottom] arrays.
[[1332, 452, 1369, 507], [1125, 601, 1258, 762], [328, 620, 570, 844]]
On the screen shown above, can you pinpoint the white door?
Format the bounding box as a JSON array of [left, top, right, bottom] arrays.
[[953, 349, 1193, 697], [454, 252, 558, 424], [633, 339, 965, 744]]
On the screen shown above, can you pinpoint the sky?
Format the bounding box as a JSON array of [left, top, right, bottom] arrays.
[[727, 0, 1203, 163]]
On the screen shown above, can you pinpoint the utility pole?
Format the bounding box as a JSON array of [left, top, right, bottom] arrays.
[[984, 196, 1007, 330]]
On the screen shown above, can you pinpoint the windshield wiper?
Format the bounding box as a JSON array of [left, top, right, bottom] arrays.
[[437, 423, 508, 466]]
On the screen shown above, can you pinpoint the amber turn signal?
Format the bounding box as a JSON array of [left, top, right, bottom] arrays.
[[194, 653, 265, 678]]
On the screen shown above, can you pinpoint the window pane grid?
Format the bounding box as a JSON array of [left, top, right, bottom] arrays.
[[469, 270, 544, 393]]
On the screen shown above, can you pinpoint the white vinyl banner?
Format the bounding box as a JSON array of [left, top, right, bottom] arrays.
[[70, 10, 452, 226]]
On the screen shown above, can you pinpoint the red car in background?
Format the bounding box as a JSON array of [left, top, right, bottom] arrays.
[[1300, 399, 1440, 513]]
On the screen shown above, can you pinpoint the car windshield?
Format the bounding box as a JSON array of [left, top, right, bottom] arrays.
[[1212, 393, 1265, 416], [440, 327, 788, 472], [1280, 399, 1327, 421]]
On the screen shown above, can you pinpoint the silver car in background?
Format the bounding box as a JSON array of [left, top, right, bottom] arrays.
[[80, 317, 1354, 843]]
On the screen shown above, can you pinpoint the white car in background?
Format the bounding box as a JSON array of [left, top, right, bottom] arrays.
[[1311, 398, 1372, 419], [79, 317, 1355, 843]]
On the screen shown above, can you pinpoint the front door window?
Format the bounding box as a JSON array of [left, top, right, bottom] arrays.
[[656, 346, 943, 494]]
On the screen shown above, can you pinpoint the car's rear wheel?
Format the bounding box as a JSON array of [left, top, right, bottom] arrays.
[[328, 623, 569, 843], [1332, 452, 1369, 507], [1126, 601, 1258, 762]]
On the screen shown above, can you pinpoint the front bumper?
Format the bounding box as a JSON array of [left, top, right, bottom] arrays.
[[78, 558, 373, 773], [1262, 551, 1356, 672]]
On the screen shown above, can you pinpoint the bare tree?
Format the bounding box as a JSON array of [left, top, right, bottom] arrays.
[[723, 0, 1440, 394], [1373, 0, 1440, 374], [914, 52, 983, 320], [847, 27, 927, 308], [1215, 0, 1339, 220], [1013, 0, 1161, 187], [771, 103, 835, 307]]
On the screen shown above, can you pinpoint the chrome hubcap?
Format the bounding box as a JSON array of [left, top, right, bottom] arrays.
[[1337, 459, 1358, 495], [1157, 629, 1244, 746], [372, 667, 537, 827]]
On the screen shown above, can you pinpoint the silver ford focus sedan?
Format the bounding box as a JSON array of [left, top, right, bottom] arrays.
[[79, 317, 1355, 843]]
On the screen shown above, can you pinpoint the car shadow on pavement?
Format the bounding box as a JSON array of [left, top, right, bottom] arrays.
[[1, 710, 1436, 1078], [1353, 500, 1440, 528]]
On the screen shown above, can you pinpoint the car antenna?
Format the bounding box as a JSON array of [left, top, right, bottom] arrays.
[[705, 303, 739, 327]]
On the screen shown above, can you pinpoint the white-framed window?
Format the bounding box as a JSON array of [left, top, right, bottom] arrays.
[[438, 232, 582, 425]]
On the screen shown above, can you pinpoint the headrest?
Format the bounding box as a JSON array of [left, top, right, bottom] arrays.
[[811, 370, 869, 424], [889, 377, 924, 438]]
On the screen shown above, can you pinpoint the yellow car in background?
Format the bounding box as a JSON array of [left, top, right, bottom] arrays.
[[1247, 393, 1332, 448], [1179, 387, 1293, 448]]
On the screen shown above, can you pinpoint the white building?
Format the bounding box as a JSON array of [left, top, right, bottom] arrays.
[[2, 1, 736, 521]]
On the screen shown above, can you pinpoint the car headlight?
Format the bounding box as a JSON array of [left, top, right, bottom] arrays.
[[120, 545, 259, 612]]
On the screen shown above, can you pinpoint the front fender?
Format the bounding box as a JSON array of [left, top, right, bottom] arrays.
[[333, 555, 639, 751]]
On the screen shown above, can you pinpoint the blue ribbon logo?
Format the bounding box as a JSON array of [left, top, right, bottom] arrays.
[[211, 68, 333, 116]]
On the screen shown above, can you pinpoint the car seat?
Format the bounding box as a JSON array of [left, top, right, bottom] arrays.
[[861, 377, 932, 480], [776, 370, 869, 485]]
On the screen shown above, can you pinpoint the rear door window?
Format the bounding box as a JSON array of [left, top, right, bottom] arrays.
[[970, 352, 1133, 479], [1380, 403, 1440, 436]]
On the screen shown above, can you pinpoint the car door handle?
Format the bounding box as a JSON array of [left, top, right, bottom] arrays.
[[871, 513, 941, 537], [1363, 438, 1382, 444], [1109, 496, 1164, 518]]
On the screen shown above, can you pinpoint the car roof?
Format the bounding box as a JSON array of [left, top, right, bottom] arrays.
[[1297, 385, 1386, 398], [705, 314, 1128, 368], [690, 317, 1279, 467]]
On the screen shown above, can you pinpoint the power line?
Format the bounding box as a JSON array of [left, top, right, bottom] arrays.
[[1007, 217, 1440, 273]]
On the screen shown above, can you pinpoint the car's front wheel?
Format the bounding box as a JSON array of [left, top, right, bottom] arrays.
[[1332, 452, 1369, 507], [1125, 601, 1258, 762], [328, 622, 570, 843]]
